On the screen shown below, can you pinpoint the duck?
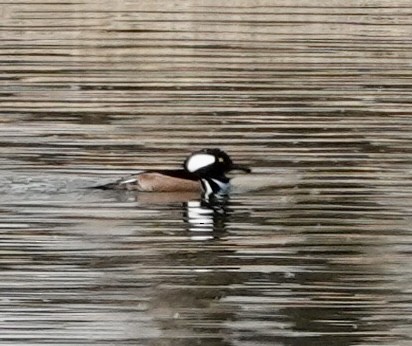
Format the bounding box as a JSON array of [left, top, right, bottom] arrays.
[[95, 148, 251, 197]]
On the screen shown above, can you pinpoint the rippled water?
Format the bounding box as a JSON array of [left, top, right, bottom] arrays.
[[1, 1, 411, 345]]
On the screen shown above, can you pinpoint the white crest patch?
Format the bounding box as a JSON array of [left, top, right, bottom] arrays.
[[186, 153, 215, 172]]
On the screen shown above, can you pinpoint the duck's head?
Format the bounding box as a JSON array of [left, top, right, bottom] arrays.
[[184, 148, 251, 179]]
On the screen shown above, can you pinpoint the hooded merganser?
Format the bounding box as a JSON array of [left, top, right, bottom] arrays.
[[95, 148, 251, 197]]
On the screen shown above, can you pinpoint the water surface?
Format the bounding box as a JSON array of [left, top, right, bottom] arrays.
[[1, 1, 411, 345]]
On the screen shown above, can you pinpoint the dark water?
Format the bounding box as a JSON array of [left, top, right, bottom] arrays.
[[1, 1, 411, 345]]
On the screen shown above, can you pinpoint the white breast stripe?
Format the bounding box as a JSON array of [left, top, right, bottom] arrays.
[[186, 154, 215, 172], [200, 179, 214, 198]]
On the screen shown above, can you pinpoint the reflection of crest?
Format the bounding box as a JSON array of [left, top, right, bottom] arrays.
[[184, 197, 229, 239]]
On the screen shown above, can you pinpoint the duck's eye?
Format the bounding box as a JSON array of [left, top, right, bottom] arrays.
[[218, 157, 225, 163]]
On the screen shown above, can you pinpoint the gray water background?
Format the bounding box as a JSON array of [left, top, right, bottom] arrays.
[[1, 1, 411, 345]]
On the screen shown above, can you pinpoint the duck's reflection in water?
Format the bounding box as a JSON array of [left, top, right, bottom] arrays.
[[184, 197, 230, 239], [109, 190, 231, 238], [129, 191, 201, 205]]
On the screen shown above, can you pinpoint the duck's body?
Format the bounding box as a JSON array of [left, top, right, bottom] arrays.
[[95, 148, 250, 197], [98, 169, 201, 192]]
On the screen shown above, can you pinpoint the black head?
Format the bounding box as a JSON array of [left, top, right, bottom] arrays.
[[184, 148, 251, 179]]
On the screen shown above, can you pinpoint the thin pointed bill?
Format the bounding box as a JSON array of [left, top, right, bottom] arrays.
[[228, 164, 251, 173]]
